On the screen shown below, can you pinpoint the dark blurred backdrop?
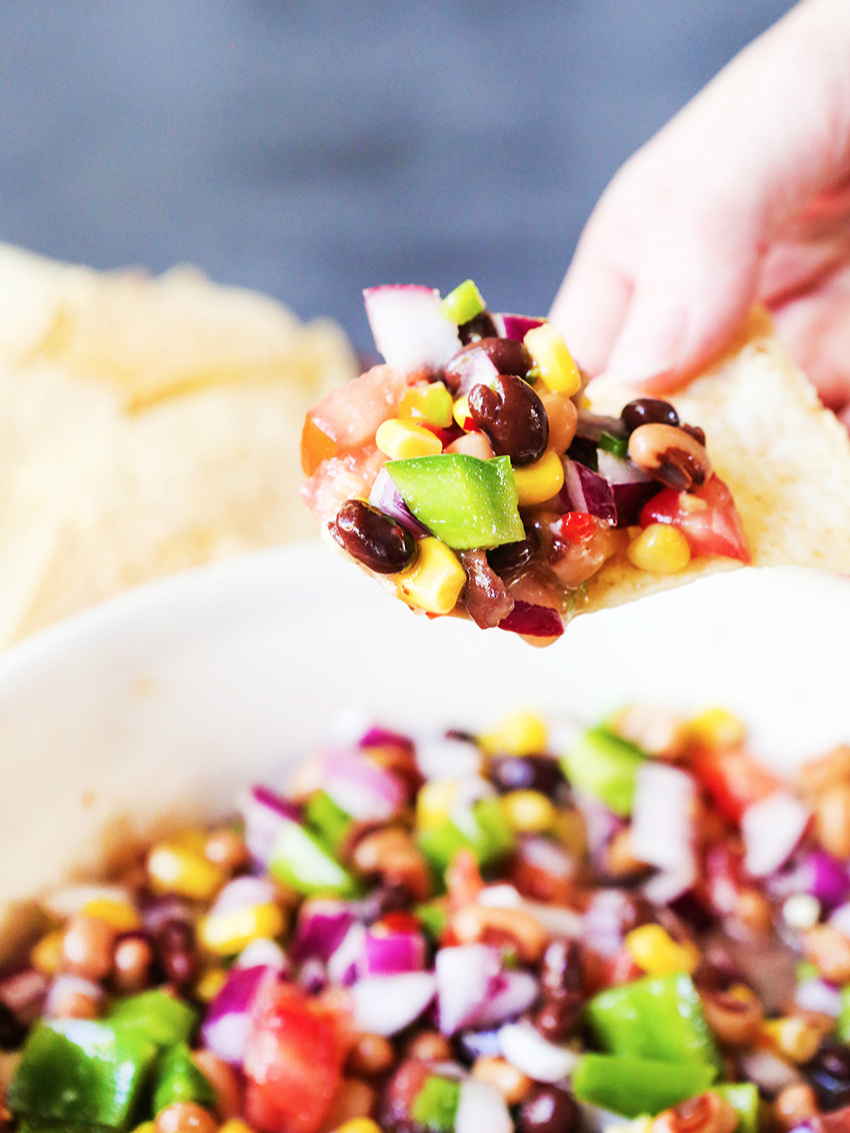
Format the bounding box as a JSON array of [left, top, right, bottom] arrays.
[[0, 1, 797, 352]]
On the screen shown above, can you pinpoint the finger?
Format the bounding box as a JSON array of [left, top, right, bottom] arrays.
[[770, 262, 850, 410]]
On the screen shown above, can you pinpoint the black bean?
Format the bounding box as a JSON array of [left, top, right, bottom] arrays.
[[621, 397, 679, 433], [458, 312, 498, 345], [489, 755, 563, 797], [805, 1039, 850, 1111], [518, 1084, 578, 1133], [486, 530, 538, 580], [449, 336, 534, 380], [539, 938, 583, 999], [331, 500, 418, 574], [0, 1000, 25, 1050], [155, 918, 198, 990], [469, 374, 548, 466], [533, 993, 582, 1043]]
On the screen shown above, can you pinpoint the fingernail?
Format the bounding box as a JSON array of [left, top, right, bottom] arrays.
[[605, 293, 689, 384]]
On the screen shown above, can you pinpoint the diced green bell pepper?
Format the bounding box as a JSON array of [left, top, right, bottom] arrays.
[[417, 797, 515, 873], [572, 1054, 715, 1118], [108, 989, 198, 1049], [269, 816, 359, 897], [151, 1042, 216, 1115], [562, 725, 647, 816], [414, 898, 449, 941], [714, 1083, 760, 1133], [386, 454, 524, 550], [598, 431, 629, 459], [8, 1018, 159, 1130], [411, 1074, 462, 1133], [586, 973, 722, 1074], [837, 985, 850, 1042], [304, 789, 352, 853], [441, 279, 485, 325]]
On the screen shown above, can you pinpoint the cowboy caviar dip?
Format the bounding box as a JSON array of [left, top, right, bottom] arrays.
[[6, 705, 850, 1133], [300, 281, 750, 642]]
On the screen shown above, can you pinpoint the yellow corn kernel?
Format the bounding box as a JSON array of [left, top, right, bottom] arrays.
[[335, 1122, 382, 1133], [480, 708, 548, 757], [453, 394, 473, 429], [394, 536, 466, 615], [523, 323, 581, 395], [31, 929, 64, 976], [417, 779, 460, 830], [760, 1016, 823, 1064], [625, 924, 699, 976], [375, 418, 442, 460], [512, 450, 564, 507], [130, 1124, 157, 1133], [688, 707, 747, 749], [500, 790, 556, 834], [82, 897, 142, 932], [624, 1118, 653, 1133], [198, 902, 287, 957], [627, 524, 691, 573], [146, 841, 225, 901], [400, 382, 454, 428], [219, 1123, 258, 1133], [552, 807, 587, 857], [194, 966, 229, 1003]]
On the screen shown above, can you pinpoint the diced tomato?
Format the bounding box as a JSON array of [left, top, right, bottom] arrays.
[[639, 474, 751, 563], [691, 744, 782, 824], [374, 911, 422, 936], [300, 364, 409, 476], [552, 511, 598, 545], [244, 983, 351, 1133]]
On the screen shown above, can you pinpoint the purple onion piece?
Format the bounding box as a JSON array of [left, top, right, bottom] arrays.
[[493, 313, 545, 341], [807, 850, 850, 908], [364, 929, 426, 976], [498, 601, 564, 639], [369, 467, 430, 538], [457, 1027, 504, 1061], [201, 964, 274, 1067], [611, 481, 661, 528], [290, 901, 356, 965], [358, 726, 415, 753], [574, 410, 625, 443]]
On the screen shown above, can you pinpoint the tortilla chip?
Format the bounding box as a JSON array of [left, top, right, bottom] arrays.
[[0, 243, 358, 646], [583, 308, 850, 612]]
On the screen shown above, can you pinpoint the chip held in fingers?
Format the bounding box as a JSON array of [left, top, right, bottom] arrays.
[[300, 282, 850, 643]]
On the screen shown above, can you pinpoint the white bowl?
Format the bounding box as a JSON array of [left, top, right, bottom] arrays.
[[1, 541, 848, 958]]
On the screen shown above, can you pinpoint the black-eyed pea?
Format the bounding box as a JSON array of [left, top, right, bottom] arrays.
[[346, 1032, 396, 1078], [203, 828, 249, 872], [605, 827, 650, 880], [651, 1092, 737, 1133], [155, 1102, 217, 1133], [351, 828, 431, 902], [814, 783, 850, 859], [773, 1083, 819, 1131], [472, 1055, 532, 1105], [627, 423, 711, 491], [450, 904, 548, 963], [404, 1030, 453, 1063], [699, 985, 763, 1047], [61, 914, 115, 981]]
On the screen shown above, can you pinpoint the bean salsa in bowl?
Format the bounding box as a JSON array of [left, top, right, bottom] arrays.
[[0, 546, 849, 1133]]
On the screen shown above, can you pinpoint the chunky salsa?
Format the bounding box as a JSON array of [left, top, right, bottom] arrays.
[[300, 282, 750, 643], [3, 705, 850, 1133]]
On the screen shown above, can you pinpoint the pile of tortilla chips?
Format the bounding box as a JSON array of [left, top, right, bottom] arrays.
[[0, 243, 357, 647]]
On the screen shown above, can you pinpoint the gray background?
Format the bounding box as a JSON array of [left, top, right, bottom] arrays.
[[0, 2, 797, 352]]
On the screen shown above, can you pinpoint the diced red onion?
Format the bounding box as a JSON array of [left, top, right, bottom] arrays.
[[575, 411, 625, 443], [803, 851, 850, 908], [456, 1077, 513, 1133], [498, 601, 564, 639], [364, 928, 426, 976], [364, 285, 461, 372], [631, 762, 697, 875], [498, 1020, 578, 1082], [795, 978, 843, 1017], [236, 937, 288, 972], [829, 902, 850, 939], [561, 460, 616, 524], [457, 1027, 504, 1061], [296, 958, 328, 994], [45, 975, 103, 1017], [466, 970, 539, 1028], [323, 748, 406, 821], [240, 786, 299, 867], [359, 726, 415, 754], [446, 345, 499, 395], [209, 876, 277, 918], [368, 467, 430, 538], [493, 313, 545, 341], [742, 791, 811, 878], [201, 964, 273, 1067], [327, 922, 367, 986], [518, 835, 575, 881], [436, 944, 498, 1035], [596, 450, 659, 527], [351, 971, 437, 1036], [582, 889, 635, 957], [416, 736, 482, 781], [291, 899, 356, 965]]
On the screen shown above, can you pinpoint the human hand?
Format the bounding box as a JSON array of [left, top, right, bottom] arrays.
[[549, 0, 850, 422]]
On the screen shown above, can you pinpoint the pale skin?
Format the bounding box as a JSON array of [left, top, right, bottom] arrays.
[[549, 0, 850, 425]]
